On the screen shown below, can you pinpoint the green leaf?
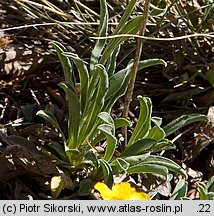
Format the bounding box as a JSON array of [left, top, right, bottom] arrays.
[[59, 82, 80, 149], [147, 126, 165, 141], [100, 16, 142, 64], [90, 117, 130, 147], [90, 0, 108, 71], [207, 176, 214, 192], [142, 155, 188, 179], [36, 110, 66, 142], [114, 0, 137, 34], [128, 163, 168, 177], [91, 112, 116, 151], [205, 70, 214, 88], [104, 60, 134, 112], [104, 59, 166, 112], [151, 117, 163, 126], [49, 141, 67, 162], [207, 192, 214, 200], [104, 72, 130, 112], [78, 64, 108, 144], [41, 149, 69, 167], [150, 6, 168, 17], [147, 117, 165, 142], [99, 159, 113, 188], [163, 114, 207, 137], [128, 96, 152, 146], [121, 139, 156, 157], [118, 153, 150, 166], [114, 118, 132, 128], [170, 179, 188, 200], [78, 179, 93, 196], [110, 158, 130, 173], [36, 110, 60, 131], [85, 151, 99, 168], [90, 132, 105, 147], [98, 112, 114, 126], [106, 61, 133, 101], [196, 182, 209, 200], [138, 58, 167, 70], [65, 148, 82, 165], [181, 197, 190, 200], [51, 41, 74, 86], [106, 45, 121, 77], [98, 124, 116, 162], [62, 52, 89, 113], [51, 175, 64, 198], [151, 139, 176, 153]]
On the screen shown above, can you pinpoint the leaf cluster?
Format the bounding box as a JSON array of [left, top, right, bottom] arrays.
[[36, 0, 207, 198]]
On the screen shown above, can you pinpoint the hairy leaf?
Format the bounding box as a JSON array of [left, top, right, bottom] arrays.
[[163, 114, 207, 137]]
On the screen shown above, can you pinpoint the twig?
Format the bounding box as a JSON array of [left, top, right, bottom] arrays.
[[0, 22, 119, 32], [122, 0, 151, 146], [90, 32, 214, 41]]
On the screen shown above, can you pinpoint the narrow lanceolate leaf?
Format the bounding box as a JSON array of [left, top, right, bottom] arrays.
[[128, 96, 152, 146], [90, 0, 108, 72], [51, 41, 74, 86], [138, 58, 167, 70], [207, 176, 214, 192], [99, 159, 113, 188], [110, 158, 130, 172], [108, 58, 166, 101], [36, 110, 66, 142], [99, 0, 138, 65], [104, 59, 166, 112], [98, 124, 117, 162], [170, 180, 188, 200], [150, 5, 168, 17], [90, 117, 131, 147], [104, 72, 130, 112], [78, 179, 93, 196], [104, 60, 134, 111], [114, 0, 138, 34], [111, 153, 150, 167], [36, 110, 60, 131], [207, 193, 214, 200], [114, 118, 132, 129], [196, 182, 208, 200], [100, 16, 142, 65], [58, 82, 80, 149], [105, 60, 133, 101], [163, 114, 207, 137], [147, 119, 165, 142], [98, 112, 114, 126], [62, 52, 89, 113], [49, 141, 67, 162], [127, 164, 168, 177], [142, 155, 188, 179], [120, 139, 156, 157], [78, 64, 108, 145], [151, 139, 176, 153], [106, 45, 121, 77], [89, 113, 114, 147]]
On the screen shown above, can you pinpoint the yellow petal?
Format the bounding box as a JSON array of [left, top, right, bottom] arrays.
[[129, 192, 151, 200], [94, 182, 113, 200], [94, 182, 150, 200]]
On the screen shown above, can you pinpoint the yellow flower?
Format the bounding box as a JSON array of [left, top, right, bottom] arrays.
[[94, 182, 150, 200]]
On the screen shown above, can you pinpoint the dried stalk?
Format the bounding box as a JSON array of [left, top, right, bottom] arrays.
[[122, 0, 151, 146]]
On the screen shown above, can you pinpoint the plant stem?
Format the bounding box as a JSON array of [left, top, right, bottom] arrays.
[[122, 0, 151, 146]]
